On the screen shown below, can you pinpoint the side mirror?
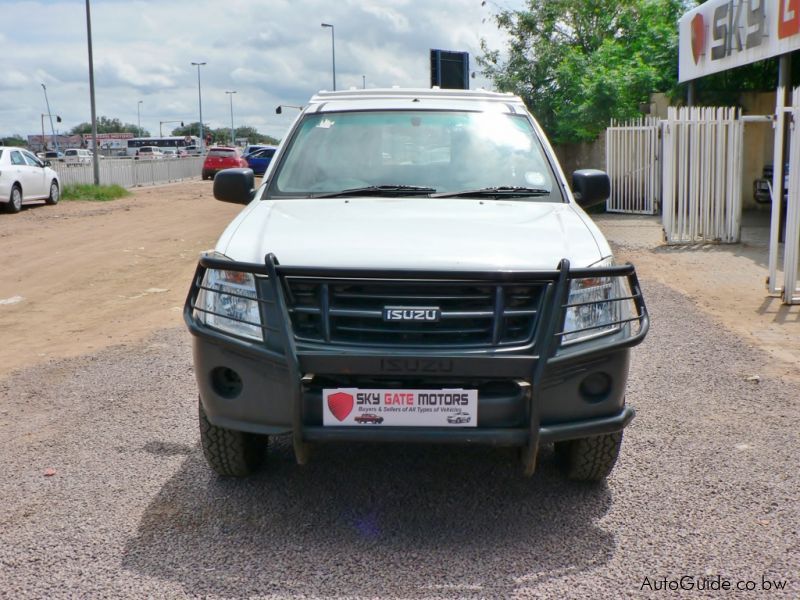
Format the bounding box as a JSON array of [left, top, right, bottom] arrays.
[[572, 169, 610, 208], [213, 168, 256, 204], [44, 160, 52, 167]]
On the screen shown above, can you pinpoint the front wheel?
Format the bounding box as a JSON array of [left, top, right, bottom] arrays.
[[555, 431, 623, 482], [7, 185, 22, 213], [198, 399, 267, 477], [46, 180, 60, 205]]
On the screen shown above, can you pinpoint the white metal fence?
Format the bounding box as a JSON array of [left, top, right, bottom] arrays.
[[605, 117, 661, 214], [51, 157, 204, 188], [780, 87, 800, 303], [661, 107, 743, 244]]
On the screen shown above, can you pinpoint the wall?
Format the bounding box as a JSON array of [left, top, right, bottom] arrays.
[[552, 130, 607, 178]]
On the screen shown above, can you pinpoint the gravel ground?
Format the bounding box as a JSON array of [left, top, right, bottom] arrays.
[[0, 279, 798, 599]]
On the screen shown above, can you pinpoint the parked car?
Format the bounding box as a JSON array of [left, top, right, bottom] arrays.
[[185, 145, 204, 156], [135, 146, 164, 160], [187, 88, 650, 481], [242, 144, 270, 157], [162, 148, 179, 159], [201, 147, 247, 180], [754, 163, 789, 204], [43, 151, 65, 163], [354, 413, 384, 424], [64, 148, 93, 165], [446, 411, 472, 424], [0, 147, 61, 213], [243, 146, 277, 176]]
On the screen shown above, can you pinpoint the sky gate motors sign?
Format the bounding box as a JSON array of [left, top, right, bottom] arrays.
[[679, 0, 800, 82]]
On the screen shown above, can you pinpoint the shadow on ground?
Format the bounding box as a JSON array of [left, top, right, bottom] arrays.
[[122, 439, 615, 598]]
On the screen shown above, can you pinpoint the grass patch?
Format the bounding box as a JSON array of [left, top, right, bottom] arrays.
[[62, 184, 131, 202]]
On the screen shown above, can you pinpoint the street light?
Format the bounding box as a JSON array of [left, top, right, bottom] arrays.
[[362, 75, 366, 89], [40, 113, 61, 151], [159, 120, 184, 137], [275, 105, 303, 114], [137, 100, 143, 136], [41, 83, 59, 153], [225, 90, 237, 146], [321, 23, 336, 91], [191, 61, 206, 149]]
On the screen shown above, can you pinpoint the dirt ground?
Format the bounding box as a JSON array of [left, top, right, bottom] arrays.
[[1, 183, 798, 380]]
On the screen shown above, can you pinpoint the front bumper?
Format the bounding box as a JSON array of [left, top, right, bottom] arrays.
[[185, 254, 649, 473]]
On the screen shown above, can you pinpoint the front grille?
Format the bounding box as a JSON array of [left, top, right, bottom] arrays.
[[284, 278, 545, 348]]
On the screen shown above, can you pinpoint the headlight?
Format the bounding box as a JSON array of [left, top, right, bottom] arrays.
[[194, 262, 263, 342], [562, 258, 627, 345]]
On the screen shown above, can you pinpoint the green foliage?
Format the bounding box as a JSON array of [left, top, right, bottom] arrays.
[[480, 0, 686, 143], [69, 116, 149, 137], [61, 184, 131, 202], [170, 122, 279, 146], [1, 135, 27, 147]]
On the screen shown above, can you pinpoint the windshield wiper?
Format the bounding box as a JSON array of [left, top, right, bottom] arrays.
[[312, 185, 436, 198], [431, 186, 551, 198]]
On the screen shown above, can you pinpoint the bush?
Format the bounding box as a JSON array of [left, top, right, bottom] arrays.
[[61, 184, 131, 202]]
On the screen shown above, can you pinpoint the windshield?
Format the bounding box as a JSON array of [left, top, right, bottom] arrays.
[[269, 110, 561, 200], [209, 149, 237, 158]]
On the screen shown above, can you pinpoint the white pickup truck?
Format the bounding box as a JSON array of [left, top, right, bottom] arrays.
[[185, 88, 649, 481]]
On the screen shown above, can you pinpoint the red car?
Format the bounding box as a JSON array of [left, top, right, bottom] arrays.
[[354, 413, 384, 424], [202, 147, 247, 180]]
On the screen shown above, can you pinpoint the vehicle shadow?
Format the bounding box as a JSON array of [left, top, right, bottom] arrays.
[[122, 438, 615, 598]]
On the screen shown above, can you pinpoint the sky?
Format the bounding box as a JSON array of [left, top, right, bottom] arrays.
[[1, 0, 524, 141]]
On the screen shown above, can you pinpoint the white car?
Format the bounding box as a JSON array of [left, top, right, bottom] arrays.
[[64, 148, 93, 165], [0, 147, 61, 213], [135, 146, 164, 160], [186, 88, 650, 482]]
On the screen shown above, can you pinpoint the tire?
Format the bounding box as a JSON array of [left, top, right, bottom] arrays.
[[7, 185, 22, 213], [46, 180, 59, 205], [198, 399, 267, 477], [555, 431, 623, 482]]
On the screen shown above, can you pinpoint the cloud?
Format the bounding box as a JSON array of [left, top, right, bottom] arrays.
[[1, 0, 523, 140]]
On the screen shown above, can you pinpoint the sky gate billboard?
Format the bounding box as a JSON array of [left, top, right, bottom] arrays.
[[679, 0, 800, 82]]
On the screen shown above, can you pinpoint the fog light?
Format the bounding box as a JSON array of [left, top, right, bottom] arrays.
[[210, 367, 243, 399], [579, 372, 611, 402]]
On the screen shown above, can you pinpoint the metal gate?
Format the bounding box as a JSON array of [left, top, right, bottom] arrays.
[[605, 117, 660, 214], [661, 107, 743, 244], [779, 87, 800, 303]]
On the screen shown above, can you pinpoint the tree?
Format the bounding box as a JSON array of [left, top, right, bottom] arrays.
[[479, 0, 686, 143], [70, 116, 148, 137], [171, 123, 280, 145], [1, 135, 27, 147]]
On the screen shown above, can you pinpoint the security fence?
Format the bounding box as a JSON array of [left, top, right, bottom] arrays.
[[605, 117, 661, 215], [661, 107, 744, 245], [51, 157, 204, 188]]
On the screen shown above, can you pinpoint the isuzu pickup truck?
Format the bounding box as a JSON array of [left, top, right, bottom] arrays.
[[185, 88, 649, 481]]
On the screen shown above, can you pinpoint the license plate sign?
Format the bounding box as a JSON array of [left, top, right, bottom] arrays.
[[322, 388, 478, 427]]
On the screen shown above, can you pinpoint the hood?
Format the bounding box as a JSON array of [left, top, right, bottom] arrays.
[[218, 197, 605, 270]]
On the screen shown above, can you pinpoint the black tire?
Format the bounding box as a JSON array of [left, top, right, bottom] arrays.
[[7, 184, 22, 213], [555, 431, 623, 482], [198, 399, 267, 477], [46, 180, 59, 205]]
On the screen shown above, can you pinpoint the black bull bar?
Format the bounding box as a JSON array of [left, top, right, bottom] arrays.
[[185, 253, 649, 475]]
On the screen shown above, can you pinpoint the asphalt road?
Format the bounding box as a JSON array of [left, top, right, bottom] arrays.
[[1, 280, 798, 599]]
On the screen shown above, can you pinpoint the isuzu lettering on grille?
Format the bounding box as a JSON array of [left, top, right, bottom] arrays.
[[383, 306, 441, 322]]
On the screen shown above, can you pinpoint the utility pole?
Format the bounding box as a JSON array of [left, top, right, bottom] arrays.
[[137, 100, 143, 135], [85, 0, 100, 184], [191, 62, 206, 150], [225, 91, 237, 146]]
